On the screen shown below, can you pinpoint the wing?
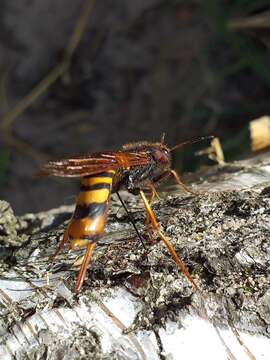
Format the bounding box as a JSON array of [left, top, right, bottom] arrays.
[[40, 151, 151, 177]]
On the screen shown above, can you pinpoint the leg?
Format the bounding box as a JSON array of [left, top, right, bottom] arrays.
[[170, 170, 198, 196], [49, 228, 96, 291], [147, 183, 160, 203], [116, 192, 146, 250], [153, 170, 198, 196], [139, 190, 198, 290], [145, 184, 159, 243], [48, 227, 69, 262], [75, 242, 96, 292]]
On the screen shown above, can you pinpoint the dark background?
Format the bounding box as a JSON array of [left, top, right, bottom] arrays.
[[0, 0, 270, 214]]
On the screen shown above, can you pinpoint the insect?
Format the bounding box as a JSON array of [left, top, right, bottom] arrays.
[[42, 136, 212, 292]]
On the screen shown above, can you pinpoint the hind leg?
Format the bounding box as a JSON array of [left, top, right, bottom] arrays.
[[48, 227, 70, 262], [75, 243, 96, 292]]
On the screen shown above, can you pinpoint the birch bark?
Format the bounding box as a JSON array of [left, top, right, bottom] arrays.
[[0, 152, 270, 359]]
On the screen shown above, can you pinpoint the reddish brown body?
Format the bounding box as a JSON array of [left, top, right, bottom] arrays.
[[42, 138, 210, 291]]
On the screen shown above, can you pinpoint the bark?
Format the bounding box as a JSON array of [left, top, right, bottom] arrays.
[[0, 152, 270, 360]]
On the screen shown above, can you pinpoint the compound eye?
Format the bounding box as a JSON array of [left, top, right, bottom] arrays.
[[154, 149, 168, 163]]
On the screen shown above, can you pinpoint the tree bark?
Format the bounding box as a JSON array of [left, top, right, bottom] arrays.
[[0, 152, 270, 359]]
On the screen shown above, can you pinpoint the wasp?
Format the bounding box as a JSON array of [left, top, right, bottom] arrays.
[[42, 136, 212, 292]]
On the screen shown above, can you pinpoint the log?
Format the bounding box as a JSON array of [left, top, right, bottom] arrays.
[[0, 152, 270, 359]]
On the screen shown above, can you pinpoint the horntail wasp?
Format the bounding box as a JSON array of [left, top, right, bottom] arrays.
[[41, 135, 213, 292]]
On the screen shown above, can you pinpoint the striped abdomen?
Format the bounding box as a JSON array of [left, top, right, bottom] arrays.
[[65, 170, 115, 249]]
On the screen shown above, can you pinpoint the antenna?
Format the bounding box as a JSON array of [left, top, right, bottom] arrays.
[[169, 135, 214, 152], [160, 133, 166, 144]]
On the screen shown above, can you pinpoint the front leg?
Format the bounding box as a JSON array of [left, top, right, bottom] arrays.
[[153, 170, 198, 196]]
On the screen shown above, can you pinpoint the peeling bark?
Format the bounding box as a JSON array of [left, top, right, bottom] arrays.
[[0, 152, 270, 359]]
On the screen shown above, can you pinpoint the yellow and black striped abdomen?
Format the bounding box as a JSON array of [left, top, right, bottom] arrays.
[[66, 171, 115, 249]]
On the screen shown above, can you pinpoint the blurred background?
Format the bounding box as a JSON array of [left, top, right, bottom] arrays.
[[0, 0, 270, 214]]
